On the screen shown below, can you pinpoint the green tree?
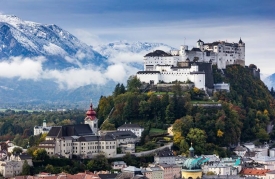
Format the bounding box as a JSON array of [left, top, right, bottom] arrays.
[[186, 128, 207, 155], [127, 76, 141, 92], [86, 154, 110, 171], [33, 149, 49, 161], [256, 128, 269, 142], [21, 160, 30, 175], [12, 147, 23, 154], [100, 120, 116, 130], [45, 164, 55, 173]]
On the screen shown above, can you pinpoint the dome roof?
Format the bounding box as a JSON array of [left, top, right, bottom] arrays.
[[85, 103, 97, 120], [183, 158, 201, 170], [86, 103, 96, 116]]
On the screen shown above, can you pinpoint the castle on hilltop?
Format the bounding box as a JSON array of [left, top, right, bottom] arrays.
[[137, 38, 245, 90]]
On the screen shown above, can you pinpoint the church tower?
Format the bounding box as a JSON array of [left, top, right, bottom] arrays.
[[84, 103, 98, 135]]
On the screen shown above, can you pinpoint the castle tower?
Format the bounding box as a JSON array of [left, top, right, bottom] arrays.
[[238, 37, 245, 66], [84, 103, 98, 135], [42, 119, 47, 127], [197, 39, 204, 48]]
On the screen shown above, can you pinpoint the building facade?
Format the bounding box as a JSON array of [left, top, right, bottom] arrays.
[[38, 104, 117, 159], [33, 119, 52, 136], [117, 123, 144, 138], [137, 38, 245, 91]]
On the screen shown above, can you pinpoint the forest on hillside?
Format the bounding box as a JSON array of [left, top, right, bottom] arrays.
[[97, 64, 275, 156]]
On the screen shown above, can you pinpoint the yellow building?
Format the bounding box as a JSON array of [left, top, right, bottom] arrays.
[[181, 145, 203, 179]]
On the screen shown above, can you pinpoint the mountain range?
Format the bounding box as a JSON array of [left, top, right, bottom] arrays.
[[0, 15, 174, 108]]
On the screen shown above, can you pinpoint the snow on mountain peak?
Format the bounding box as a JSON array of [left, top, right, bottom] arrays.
[[94, 41, 175, 58], [0, 14, 105, 69]]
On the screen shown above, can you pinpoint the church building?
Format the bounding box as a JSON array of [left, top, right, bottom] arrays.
[[38, 104, 117, 159]]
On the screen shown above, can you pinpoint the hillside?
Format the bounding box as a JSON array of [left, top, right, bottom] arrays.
[[97, 64, 275, 155]]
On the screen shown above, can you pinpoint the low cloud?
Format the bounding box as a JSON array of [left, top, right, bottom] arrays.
[[0, 54, 142, 90], [0, 56, 45, 80]]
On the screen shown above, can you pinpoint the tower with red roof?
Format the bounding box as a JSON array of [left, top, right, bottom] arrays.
[[84, 103, 98, 135]]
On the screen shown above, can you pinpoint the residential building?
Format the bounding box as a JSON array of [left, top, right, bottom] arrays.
[[0, 153, 32, 178], [154, 148, 175, 165], [112, 161, 127, 170]]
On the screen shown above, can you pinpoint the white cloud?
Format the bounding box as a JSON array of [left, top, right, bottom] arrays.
[[0, 55, 141, 90], [44, 66, 107, 89], [71, 29, 104, 46], [0, 56, 44, 80]]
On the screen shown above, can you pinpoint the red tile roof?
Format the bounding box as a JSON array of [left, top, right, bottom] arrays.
[[241, 168, 270, 176]]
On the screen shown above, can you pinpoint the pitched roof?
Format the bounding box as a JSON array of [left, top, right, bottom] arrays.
[[191, 47, 202, 52], [106, 131, 137, 140], [98, 174, 117, 179], [19, 153, 32, 160], [47, 124, 94, 138], [155, 148, 174, 158], [234, 145, 246, 151], [78, 135, 116, 142], [241, 168, 269, 176], [144, 50, 172, 57]]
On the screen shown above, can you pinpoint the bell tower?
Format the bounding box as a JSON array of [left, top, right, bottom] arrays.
[[84, 103, 98, 135]]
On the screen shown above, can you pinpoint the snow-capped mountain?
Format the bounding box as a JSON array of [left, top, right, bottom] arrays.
[[263, 73, 275, 90], [0, 15, 106, 69], [94, 41, 175, 69], [0, 15, 175, 107], [94, 41, 175, 58]]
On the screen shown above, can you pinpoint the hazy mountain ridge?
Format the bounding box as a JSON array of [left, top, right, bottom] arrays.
[[263, 73, 275, 90]]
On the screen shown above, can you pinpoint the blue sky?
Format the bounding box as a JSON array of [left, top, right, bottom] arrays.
[[1, 0, 275, 75]]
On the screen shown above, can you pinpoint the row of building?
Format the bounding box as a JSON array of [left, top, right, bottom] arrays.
[[36, 104, 144, 159]]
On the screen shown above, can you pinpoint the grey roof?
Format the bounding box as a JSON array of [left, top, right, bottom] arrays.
[[78, 135, 116, 142], [234, 145, 246, 151], [106, 131, 137, 140], [98, 174, 117, 179], [113, 161, 127, 165], [191, 47, 202, 52], [144, 50, 172, 57], [40, 140, 55, 144], [19, 153, 32, 160], [137, 71, 160, 74], [155, 148, 174, 158], [118, 124, 143, 129], [47, 124, 94, 138]]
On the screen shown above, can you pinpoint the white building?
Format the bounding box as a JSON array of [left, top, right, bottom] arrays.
[[137, 38, 245, 90], [33, 119, 52, 136], [105, 131, 138, 153], [112, 161, 127, 170], [117, 123, 144, 138], [0, 153, 32, 178]]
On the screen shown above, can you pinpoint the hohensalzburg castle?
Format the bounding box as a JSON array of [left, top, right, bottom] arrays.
[[137, 38, 245, 90]]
